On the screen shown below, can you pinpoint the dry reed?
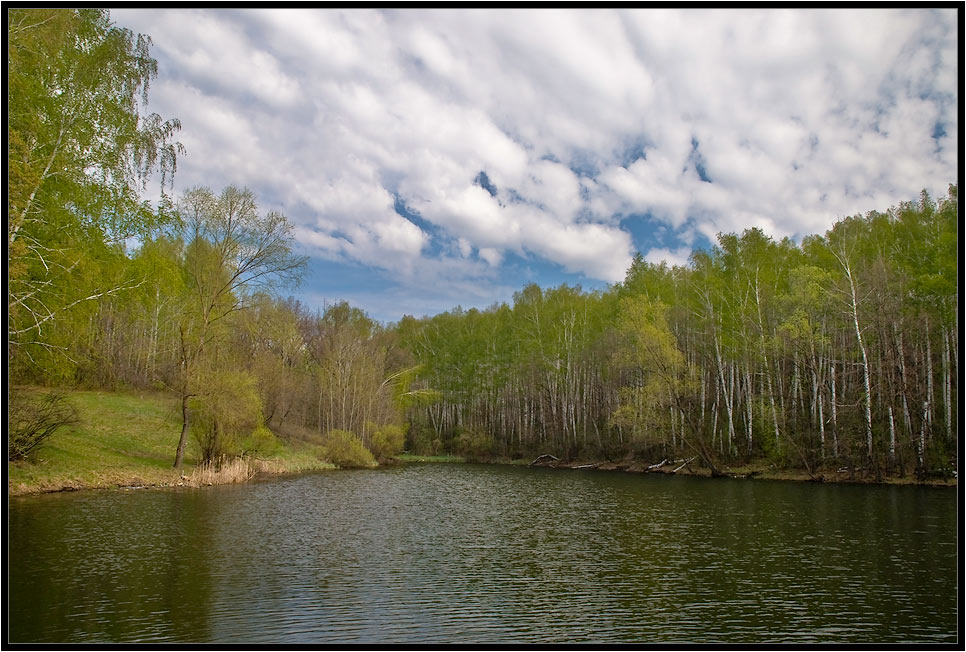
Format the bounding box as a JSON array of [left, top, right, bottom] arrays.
[[251, 458, 286, 474], [184, 456, 255, 487]]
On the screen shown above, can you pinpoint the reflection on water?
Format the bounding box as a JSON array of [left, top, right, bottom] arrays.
[[8, 464, 958, 643]]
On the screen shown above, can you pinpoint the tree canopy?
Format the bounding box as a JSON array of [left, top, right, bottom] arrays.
[[8, 8, 182, 363]]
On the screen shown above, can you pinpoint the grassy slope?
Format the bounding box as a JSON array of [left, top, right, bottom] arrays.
[[7, 389, 332, 496]]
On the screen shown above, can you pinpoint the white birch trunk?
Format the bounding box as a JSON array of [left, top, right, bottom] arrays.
[[943, 327, 951, 443], [888, 405, 896, 464], [830, 359, 839, 457], [836, 249, 874, 459]]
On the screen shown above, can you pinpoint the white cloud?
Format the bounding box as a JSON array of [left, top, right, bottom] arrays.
[[644, 246, 694, 268], [112, 8, 957, 321], [478, 247, 503, 267]]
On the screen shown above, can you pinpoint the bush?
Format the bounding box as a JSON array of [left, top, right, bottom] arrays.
[[408, 425, 442, 455], [239, 425, 284, 457], [190, 369, 263, 462], [454, 428, 496, 461], [8, 389, 79, 460], [322, 429, 377, 468], [369, 422, 407, 460]]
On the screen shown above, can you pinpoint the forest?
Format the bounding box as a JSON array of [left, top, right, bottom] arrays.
[[8, 8, 959, 482]]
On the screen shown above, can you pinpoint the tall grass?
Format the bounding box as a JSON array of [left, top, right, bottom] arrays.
[[184, 456, 255, 487]]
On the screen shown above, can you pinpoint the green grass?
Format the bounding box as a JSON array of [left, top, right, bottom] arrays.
[[8, 389, 333, 495], [395, 453, 466, 463]]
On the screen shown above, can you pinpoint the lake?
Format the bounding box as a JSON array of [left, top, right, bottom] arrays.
[[7, 463, 959, 643]]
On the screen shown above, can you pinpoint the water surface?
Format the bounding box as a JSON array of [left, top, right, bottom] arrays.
[[8, 463, 958, 643]]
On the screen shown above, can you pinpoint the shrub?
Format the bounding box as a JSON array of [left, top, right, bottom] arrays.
[[190, 369, 263, 462], [8, 389, 79, 461], [369, 422, 407, 460], [239, 425, 284, 457], [322, 429, 377, 468], [408, 425, 441, 455], [454, 428, 496, 461]]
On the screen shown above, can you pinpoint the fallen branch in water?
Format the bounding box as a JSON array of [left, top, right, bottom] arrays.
[[672, 457, 696, 473], [571, 462, 600, 470], [646, 459, 669, 471]]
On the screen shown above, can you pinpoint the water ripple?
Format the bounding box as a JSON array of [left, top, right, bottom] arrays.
[[9, 464, 958, 644]]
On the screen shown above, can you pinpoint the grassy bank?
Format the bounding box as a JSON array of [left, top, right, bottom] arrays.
[[8, 389, 333, 496]]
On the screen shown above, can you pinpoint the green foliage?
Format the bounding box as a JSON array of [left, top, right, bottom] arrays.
[[610, 385, 671, 447], [454, 429, 496, 461], [189, 369, 263, 462], [385, 365, 442, 410], [393, 186, 957, 477], [171, 185, 307, 468], [7, 389, 337, 495], [239, 425, 285, 458], [8, 388, 80, 461], [321, 430, 377, 468], [8, 9, 181, 365], [307, 300, 412, 447], [408, 425, 443, 456], [369, 422, 407, 460]]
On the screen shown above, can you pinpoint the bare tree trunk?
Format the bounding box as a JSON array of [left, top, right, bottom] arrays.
[[919, 400, 928, 471], [830, 359, 839, 458], [744, 364, 754, 454], [925, 315, 934, 432], [838, 252, 874, 460], [888, 405, 896, 467], [174, 392, 190, 470], [818, 390, 825, 459], [894, 325, 914, 444], [754, 271, 781, 450], [943, 326, 951, 444], [714, 335, 736, 456]]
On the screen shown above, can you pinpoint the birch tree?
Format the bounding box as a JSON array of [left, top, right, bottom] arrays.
[[8, 9, 182, 362]]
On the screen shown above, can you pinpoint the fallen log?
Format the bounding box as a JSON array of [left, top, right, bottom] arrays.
[[672, 457, 696, 473], [529, 454, 560, 467], [646, 459, 669, 471], [571, 463, 600, 470]]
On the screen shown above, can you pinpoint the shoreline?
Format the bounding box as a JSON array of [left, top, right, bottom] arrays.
[[519, 455, 958, 488], [7, 463, 334, 498], [9, 453, 956, 498]]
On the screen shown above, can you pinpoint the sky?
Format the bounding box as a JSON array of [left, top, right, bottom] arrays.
[[112, 8, 959, 324]]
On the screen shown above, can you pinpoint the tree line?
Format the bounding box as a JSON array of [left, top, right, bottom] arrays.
[[8, 9, 958, 480], [7, 8, 407, 468], [397, 190, 957, 480]]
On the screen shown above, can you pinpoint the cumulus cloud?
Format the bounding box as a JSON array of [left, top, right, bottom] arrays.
[[113, 8, 957, 321]]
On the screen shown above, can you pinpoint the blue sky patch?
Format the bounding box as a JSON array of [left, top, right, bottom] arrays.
[[474, 171, 498, 197]]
